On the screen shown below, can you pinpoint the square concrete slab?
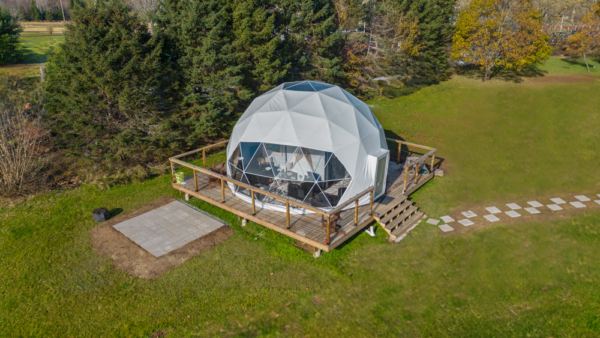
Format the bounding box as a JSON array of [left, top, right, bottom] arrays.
[[458, 219, 474, 226], [575, 195, 590, 202], [462, 211, 477, 218], [525, 207, 540, 214], [527, 201, 543, 208], [595, 200, 600, 206], [426, 218, 440, 225], [113, 201, 226, 257], [505, 210, 521, 218], [570, 201, 586, 208], [547, 204, 563, 211], [506, 203, 521, 210], [484, 214, 500, 222], [440, 216, 455, 223], [486, 207, 501, 214], [439, 224, 454, 232], [551, 198, 566, 204]]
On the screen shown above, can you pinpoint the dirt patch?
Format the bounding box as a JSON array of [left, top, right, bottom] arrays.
[[90, 197, 234, 279], [525, 75, 599, 84]]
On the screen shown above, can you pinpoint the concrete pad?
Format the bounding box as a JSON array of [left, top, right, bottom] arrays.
[[440, 216, 455, 223], [426, 218, 440, 225], [458, 219, 474, 226], [595, 200, 600, 206], [461, 211, 477, 218], [484, 214, 500, 222], [112, 201, 226, 257], [439, 224, 454, 232], [575, 195, 590, 202], [486, 207, 501, 214], [551, 198, 566, 204], [506, 203, 521, 210], [527, 201, 543, 208], [525, 207, 540, 214], [547, 204, 563, 211], [505, 210, 521, 218], [570, 201, 586, 208]]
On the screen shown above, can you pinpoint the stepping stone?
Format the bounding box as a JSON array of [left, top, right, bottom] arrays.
[[458, 219, 474, 226], [461, 211, 477, 218], [440, 216, 455, 223], [550, 198, 566, 204], [505, 210, 521, 218], [575, 195, 590, 202], [506, 203, 521, 210], [439, 224, 454, 232], [426, 218, 440, 225], [547, 204, 563, 211], [596, 200, 600, 206], [484, 214, 500, 222], [570, 201, 586, 208], [527, 201, 543, 208], [486, 207, 501, 214], [525, 207, 540, 214]]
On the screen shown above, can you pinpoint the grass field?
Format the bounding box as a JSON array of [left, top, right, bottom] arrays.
[[0, 31, 64, 77], [2, 32, 600, 336]]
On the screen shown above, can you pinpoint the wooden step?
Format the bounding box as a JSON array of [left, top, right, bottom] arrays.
[[379, 201, 413, 225], [390, 212, 423, 238], [385, 206, 418, 230], [374, 195, 408, 218]]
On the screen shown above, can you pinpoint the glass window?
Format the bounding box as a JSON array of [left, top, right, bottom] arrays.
[[285, 82, 316, 92], [240, 142, 261, 170], [245, 144, 276, 178], [324, 154, 350, 181]]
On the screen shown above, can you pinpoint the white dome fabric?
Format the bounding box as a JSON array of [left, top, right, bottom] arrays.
[[226, 80, 389, 214]]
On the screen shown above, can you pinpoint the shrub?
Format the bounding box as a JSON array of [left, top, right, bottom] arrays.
[[0, 8, 23, 65]]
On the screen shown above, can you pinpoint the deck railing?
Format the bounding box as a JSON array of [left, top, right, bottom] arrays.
[[169, 140, 374, 245], [386, 138, 438, 193]]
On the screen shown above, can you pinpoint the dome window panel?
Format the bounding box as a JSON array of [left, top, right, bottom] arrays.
[[309, 183, 333, 208], [284, 81, 316, 92], [301, 147, 329, 179], [245, 143, 276, 178], [265, 143, 297, 176], [240, 142, 261, 170], [229, 145, 242, 170], [309, 81, 335, 91], [323, 154, 350, 181]]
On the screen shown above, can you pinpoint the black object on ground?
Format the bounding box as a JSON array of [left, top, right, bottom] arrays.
[[93, 208, 110, 222]]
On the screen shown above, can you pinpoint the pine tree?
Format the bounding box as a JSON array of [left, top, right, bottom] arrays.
[[44, 0, 179, 165], [30, 0, 43, 21], [398, 0, 457, 80], [0, 9, 22, 65]]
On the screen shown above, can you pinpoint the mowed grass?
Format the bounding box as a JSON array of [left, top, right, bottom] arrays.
[[0, 32, 64, 77], [373, 67, 600, 216], [2, 59, 600, 336]]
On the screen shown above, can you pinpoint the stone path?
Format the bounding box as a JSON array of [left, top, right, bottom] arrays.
[[431, 194, 600, 233], [113, 201, 227, 257]]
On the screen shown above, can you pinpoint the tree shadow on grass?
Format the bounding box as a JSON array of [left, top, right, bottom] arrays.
[[374, 77, 441, 100], [456, 64, 547, 83]]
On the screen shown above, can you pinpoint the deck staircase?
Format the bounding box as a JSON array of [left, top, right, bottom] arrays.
[[373, 194, 424, 242]]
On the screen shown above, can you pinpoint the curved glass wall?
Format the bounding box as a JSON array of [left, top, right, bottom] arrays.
[[228, 142, 352, 209]]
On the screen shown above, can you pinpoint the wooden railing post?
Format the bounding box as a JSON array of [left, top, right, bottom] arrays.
[[221, 178, 225, 202], [169, 159, 175, 183], [431, 154, 435, 172], [202, 149, 206, 168], [286, 201, 290, 229], [326, 215, 331, 244], [369, 191, 374, 216], [403, 167, 408, 192], [397, 142, 401, 164], [251, 190, 256, 215], [354, 200, 359, 225], [193, 169, 198, 191], [414, 163, 419, 183]]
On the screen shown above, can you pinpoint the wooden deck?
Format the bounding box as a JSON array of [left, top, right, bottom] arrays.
[[173, 163, 434, 252]]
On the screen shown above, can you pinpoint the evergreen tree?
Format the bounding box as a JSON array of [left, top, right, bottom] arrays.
[[398, 0, 457, 80], [30, 0, 43, 21], [44, 0, 179, 165], [0, 9, 22, 65]]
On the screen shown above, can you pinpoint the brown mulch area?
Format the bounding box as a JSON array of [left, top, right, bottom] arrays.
[[90, 196, 234, 279], [525, 75, 599, 84]]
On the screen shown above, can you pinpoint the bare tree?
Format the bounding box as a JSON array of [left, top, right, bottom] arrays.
[[128, 0, 158, 33]]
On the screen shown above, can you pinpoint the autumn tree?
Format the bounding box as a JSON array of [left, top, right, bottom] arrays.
[[453, 0, 552, 81], [566, 2, 600, 72]]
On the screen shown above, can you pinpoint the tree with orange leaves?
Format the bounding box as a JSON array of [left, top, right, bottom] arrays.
[[566, 2, 600, 73], [452, 0, 552, 81]]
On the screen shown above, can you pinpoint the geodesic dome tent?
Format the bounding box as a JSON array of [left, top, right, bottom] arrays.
[[226, 81, 389, 214]]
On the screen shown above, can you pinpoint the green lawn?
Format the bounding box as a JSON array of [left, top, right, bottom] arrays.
[[538, 56, 600, 76], [2, 57, 600, 336], [0, 32, 64, 77]]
